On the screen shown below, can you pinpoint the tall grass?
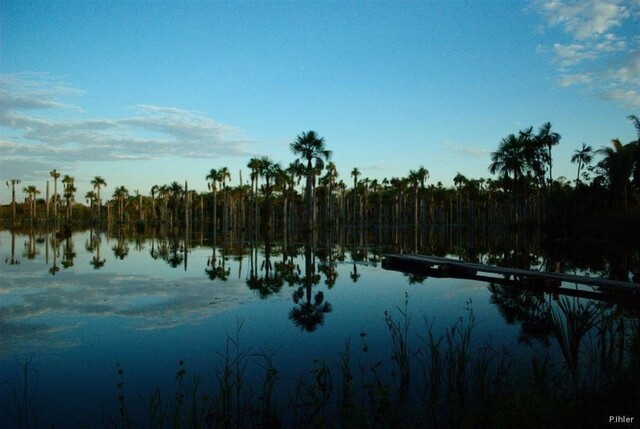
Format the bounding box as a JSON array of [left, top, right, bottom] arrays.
[[383, 291, 413, 401], [547, 297, 640, 424], [548, 297, 600, 397], [2, 298, 638, 428], [0, 354, 39, 429]]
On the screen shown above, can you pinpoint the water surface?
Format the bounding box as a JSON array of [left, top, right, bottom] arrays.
[[0, 228, 635, 427]]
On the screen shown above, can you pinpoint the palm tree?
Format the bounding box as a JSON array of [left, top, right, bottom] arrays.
[[570, 143, 594, 186], [321, 161, 338, 228], [91, 176, 107, 226], [629, 114, 640, 140], [206, 167, 231, 235], [133, 189, 143, 222], [158, 185, 170, 224], [206, 168, 220, 233], [389, 177, 404, 228], [23, 185, 40, 223], [453, 172, 467, 190], [50, 169, 61, 222], [258, 157, 282, 233], [112, 186, 129, 223], [368, 179, 383, 229], [415, 166, 429, 224], [217, 167, 231, 233], [85, 190, 97, 222], [596, 139, 635, 211], [168, 181, 183, 227], [489, 134, 526, 194], [113, 186, 129, 223], [247, 157, 262, 235], [5, 179, 21, 222], [628, 114, 640, 192], [290, 131, 332, 234], [62, 175, 76, 221], [516, 127, 544, 190], [150, 185, 160, 223], [276, 165, 295, 243], [415, 166, 429, 189], [408, 169, 423, 229], [350, 167, 360, 226], [536, 122, 561, 186]]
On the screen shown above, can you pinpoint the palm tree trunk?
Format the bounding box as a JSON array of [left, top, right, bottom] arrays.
[[97, 189, 101, 227], [213, 189, 217, 243], [45, 181, 49, 224], [53, 178, 58, 224], [306, 166, 313, 234]]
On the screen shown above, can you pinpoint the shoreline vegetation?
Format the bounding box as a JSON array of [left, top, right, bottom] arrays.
[[2, 297, 638, 428], [2, 119, 640, 243]]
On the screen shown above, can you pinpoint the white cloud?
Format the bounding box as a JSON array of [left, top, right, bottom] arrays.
[[533, 0, 640, 109], [558, 72, 595, 86], [538, 0, 629, 39], [599, 88, 640, 108], [0, 72, 84, 112], [611, 51, 640, 84], [0, 73, 255, 168], [593, 33, 627, 52], [553, 42, 597, 66]]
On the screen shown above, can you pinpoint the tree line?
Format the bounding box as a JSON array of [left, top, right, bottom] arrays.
[[3, 116, 640, 238]]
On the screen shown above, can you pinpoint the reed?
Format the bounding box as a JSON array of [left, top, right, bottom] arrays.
[[113, 362, 133, 429], [208, 317, 251, 427], [140, 386, 162, 429], [253, 349, 281, 428], [0, 355, 39, 429], [383, 291, 414, 401], [548, 297, 600, 397], [337, 338, 356, 426], [3, 298, 638, 428]]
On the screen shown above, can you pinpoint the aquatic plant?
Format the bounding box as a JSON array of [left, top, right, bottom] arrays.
[[3, 297, 639, 428], [384, 291, 414, 401], [549, 297, 600, 397], [0, 355, 39, 429]]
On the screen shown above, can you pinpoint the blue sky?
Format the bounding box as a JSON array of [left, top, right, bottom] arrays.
[[1, 0, 639, 204]]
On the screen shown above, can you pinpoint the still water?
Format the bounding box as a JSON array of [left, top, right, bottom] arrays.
[[0, 228, 635, 427]]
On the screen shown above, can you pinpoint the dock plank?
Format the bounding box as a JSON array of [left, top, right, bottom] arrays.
[[383, 254, 640, 292]]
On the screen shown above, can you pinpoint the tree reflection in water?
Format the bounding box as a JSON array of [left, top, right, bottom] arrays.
[[489, 282, 553, 346], [112, 227, 129, 260], [288, 242, 332, 332], [205, 250, 230, 282], [246, 242, 283, 299]]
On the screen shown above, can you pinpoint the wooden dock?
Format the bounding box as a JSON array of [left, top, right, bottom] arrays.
[[382, 254, 640, 300]]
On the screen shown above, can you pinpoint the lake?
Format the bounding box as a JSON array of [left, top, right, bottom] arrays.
[[1, 227, 638, 427]]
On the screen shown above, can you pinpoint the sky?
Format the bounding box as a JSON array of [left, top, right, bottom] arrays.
[[1, 0, 639, 204]]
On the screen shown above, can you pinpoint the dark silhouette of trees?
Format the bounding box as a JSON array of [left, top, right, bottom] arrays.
[[3, 119, 640, 241], [91, 176, 107, 226], [23, 185, 40, 223], [6, 179, 21, 222], [50, 169, 61, 222], [62, 175, 76, 222], [570, 143, 593, 186], [489, 133, 526, 194], [290, 131, 332, 234], [595, 139, 635, 212]]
